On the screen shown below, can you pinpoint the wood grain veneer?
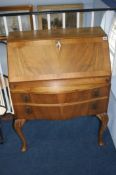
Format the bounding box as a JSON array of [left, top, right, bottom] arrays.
[[7, 27, 111, 152]]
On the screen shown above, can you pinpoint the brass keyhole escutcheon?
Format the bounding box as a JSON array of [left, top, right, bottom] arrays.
[[22, 94, 30, 102], [25, 107, 32, 114], [92, 89, 100, 98], [91, 103, 98, 110], [56, 41, 61, 51]]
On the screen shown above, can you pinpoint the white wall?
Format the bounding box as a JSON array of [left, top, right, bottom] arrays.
[[101, 11, 116, 148], [93, 0, 108, 27], [108, 92, 116, 148]]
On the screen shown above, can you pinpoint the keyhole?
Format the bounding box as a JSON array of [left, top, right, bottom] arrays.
[[56, 41, 61, 51]]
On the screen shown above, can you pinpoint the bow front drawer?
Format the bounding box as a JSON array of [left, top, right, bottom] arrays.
[[13, 97, 108, 120], [11, 85, 110, 104], [14, 105, 34, 119]]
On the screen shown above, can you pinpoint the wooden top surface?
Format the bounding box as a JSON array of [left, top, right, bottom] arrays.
[[0, 35, 7, 40], [7, 27, 111, 83], [8, 27, 106, 42]]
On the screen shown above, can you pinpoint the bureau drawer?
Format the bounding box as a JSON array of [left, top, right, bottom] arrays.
[[11, 93, 31, 103], [14, 105, 34, 119], [11, 85, 110, 104], [13, 98, 108, 120]]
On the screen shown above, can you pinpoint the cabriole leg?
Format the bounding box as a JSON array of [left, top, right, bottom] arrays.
[[96, 113, 108, 146], [13, 119, 27, 152]]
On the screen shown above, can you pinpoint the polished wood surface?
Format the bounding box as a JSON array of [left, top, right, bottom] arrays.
[[0, 5, 33, 11], [0, 35, 7, 41], [9, 77, 110, 90], [8, 27, 110, 83], [8, 27, 105, 42], [97, 113, 109, 146], [7, 27, 111, 151], [13, 119, 27, 152], [13, 98, 108, 120], [11, 84, 110, 104]]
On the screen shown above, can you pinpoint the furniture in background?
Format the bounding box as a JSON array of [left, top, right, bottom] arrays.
[[0, 5, 34, 36], [7, 27, 111, 152], [38, 4, 83, 30]]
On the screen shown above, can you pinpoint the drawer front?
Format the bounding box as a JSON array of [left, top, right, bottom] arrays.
[[11, 85, 110, 104], [13, 98, 108, 120], [14, 105, 34, 119], [11, 93, 31, 103]]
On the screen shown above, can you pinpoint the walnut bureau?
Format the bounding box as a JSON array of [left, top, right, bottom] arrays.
[[7, 27, 111, 152]]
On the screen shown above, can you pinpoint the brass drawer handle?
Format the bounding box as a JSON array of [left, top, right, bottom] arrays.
[[25, 107, 32, 114], [92, 89, 100, 98], [22, 95, 30, 102], [91, 103, 98, 110]]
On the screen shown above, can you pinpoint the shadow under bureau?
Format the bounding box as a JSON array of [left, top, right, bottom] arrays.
[[7, 27, 111, 152]]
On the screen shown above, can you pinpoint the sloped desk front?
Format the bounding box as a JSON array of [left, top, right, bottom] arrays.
[[7, 27, 111, 152]]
